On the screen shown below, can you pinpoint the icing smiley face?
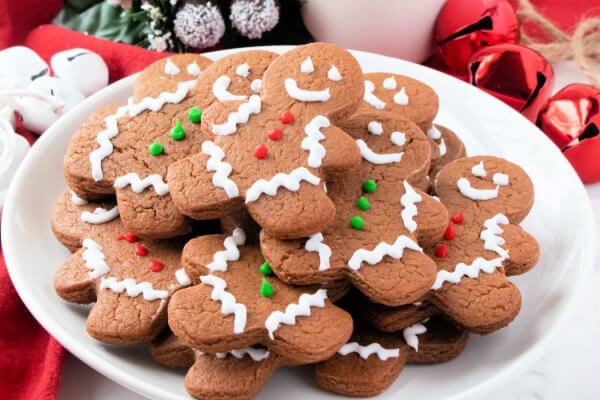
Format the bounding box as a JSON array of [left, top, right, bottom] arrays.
[[358, 73, 439, 132]]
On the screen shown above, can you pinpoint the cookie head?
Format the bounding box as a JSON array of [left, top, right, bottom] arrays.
[[435, 155, 534, 222], [261, 43, 364, 120]]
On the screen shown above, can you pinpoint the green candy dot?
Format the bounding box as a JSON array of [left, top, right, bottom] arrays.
[[260, 278, 274, 297], [363, 179, 377, 193], [357, 196, 370, 210], [171, 119, 185, 140], [149, 141, 164, 156], [260, 261, 273, 276], [188, 107, 202, 123], [350, 216, 365, 230]]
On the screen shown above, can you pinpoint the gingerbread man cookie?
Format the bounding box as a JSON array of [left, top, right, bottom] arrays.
[[63, 50, 278, 239], [52, 190, 192, 344], [167, 42, 364, 239], [260, 111, 448, 306], [168, 228, 353, 364], [428, 155, 540, 333], [427, 124, 466, 181], [315, 317, 468, 397]]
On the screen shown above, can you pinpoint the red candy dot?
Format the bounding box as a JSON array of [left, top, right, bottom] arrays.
[[451, 212, 464, 224], [444, 222, 455, 240], [116, 232, 138, 243], [280, 110, 294, 124], [254, 143, 268, 159], [435, 242, 448, 258], [267, 127, 283, 141], [149, 259, 165, 272], [135, 243, 149, 257]]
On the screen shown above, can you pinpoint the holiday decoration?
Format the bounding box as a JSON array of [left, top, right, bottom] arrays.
[[467, 43, 553, 122], [537, 84, 600, 183], [51, 48, 109, 97], [230, 0, 280, 39], [173, 1, 226, 49], [435, 0, 519, 76]]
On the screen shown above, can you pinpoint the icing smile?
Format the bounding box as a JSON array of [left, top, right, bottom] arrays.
[[356, 139, 403, 164], [285, 78, 331, 102], [213, 76, 248, 101]]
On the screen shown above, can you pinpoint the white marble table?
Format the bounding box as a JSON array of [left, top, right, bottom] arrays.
[[57, 61, 600, 399]]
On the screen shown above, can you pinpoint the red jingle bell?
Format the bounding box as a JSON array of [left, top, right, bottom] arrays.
[[435, 0, 519, 76], [468, 44, 554, 122], [537, 84, 600, 183]]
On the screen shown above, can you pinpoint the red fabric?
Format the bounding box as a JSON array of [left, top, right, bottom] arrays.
[[0, 0, 62, 48]]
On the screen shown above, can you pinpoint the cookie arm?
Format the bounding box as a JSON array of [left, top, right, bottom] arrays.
[[501, 224, 540, 276], [53, 250, 97, 304], [319, 125, 361, 181], [150, 331, 195, 368]]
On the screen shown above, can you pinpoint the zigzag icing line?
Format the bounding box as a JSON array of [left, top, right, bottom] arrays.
[[201, 275, 247, 334], [481, 214, 509, 259], [206, 228, 246, 272], [348, 235, 422, 271], [99, 277, 168, 301], [431, 256, 505, 290], [81, 206, 119, 224], [305, 233, 332, 271], [264, 289, 327, 340], [215, 347, 270, 362], [337, 342, 400, 360], [113, 173, 169, 196], [211, 95, 261, 135], [175, 268, 191, 286], [302, 115, 329, 168], [202, 141, 239, 198], [245, 167, 320, 203], [400, 181, 422, 233], [89, 80, 196, 181], [403, 322, 427, 352], [82, 239, 110, 279]]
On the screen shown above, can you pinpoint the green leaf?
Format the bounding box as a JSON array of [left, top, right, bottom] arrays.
[[54, 2, 148, 46]]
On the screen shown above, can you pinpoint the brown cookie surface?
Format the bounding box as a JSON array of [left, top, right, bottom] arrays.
[[428, 124, 466, 181]]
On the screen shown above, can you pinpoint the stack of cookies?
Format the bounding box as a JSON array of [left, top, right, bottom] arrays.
[[51, 43, 540, 399]]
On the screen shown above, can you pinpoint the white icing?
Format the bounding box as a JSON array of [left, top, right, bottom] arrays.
[[427, 126, 442, 140], [202, 141, 240, 198], [236, 63, 250, 78], [391, 132, 406, 146], [403, 322, 427, 351], [348, 235, 422, 271], [383, 77, 397, 90], [438, 137, 447, 156], [216, 347, 270, 362], [302, 115, 329, 168], [284, 79, 330, 102], [114, 173, 169, 196], [328, 65, 342, 81], [206, 228, 246, 272], [363, 80, 385, 109], [70, 191, 88, 205], [175, 268, 192, 286], [457, 178, 498, 200], [100, 277, 168, 301], [245, 167, 320, 203], [82, 239, 110, 279], [89, 80, 196, 181], [201, 274, 247, 334], [264, 289, 327, 340], [300, 56, 314, 73], [481, 214, 509, 259], [472, 161, 487, 177], [400, 181, 422, 233], [394, 87, 409, 105], [81, 206, 119, 224], [356, 139, 403, 164], [250, 79, 262, 93], [493, 173, 509, 186], [187, 61, 201, 76], [431, 256, 505, 289], [212, 75, 248, 101], [164, 58, 180, 76], [367, 121, 383, 135], [337, 342, 399, 360], [305, 233, 332, 271], [211, 95, 261, 135]]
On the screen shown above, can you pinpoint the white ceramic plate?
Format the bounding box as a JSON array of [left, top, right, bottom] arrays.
[[3, 46, 596, 400]]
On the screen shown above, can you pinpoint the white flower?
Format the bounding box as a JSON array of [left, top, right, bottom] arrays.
[[230, 0, 280, 39], [173, 2, 225, 49]]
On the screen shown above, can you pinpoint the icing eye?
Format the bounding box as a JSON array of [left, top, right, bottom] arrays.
[[394, 87, 409, 105], [493, 173, 509, 186], [328, 65, 342, 81], [164, 58, 180, 76], [383, 77, 397, 90], [472, 161, 487, 177], [367, 121, 383, 135], [391, 132, 406, 146], [236, 63, 250, 78], [301, 56, 314, 73], [187, 61, 201, 76]]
